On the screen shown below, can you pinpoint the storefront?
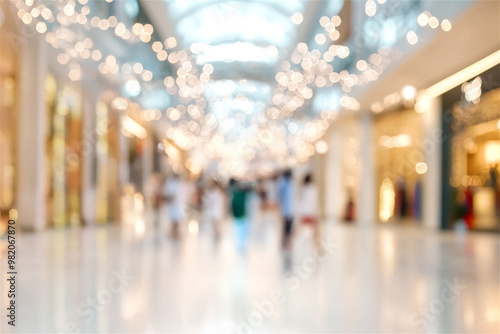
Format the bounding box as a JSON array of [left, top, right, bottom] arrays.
[[44, 75, 83, 227], [94, 100, 110, 224], [323, 116, 361, 222], [374, 107, 425, 224], [0, 15, 18, 235], [446, 71, 500, 231]]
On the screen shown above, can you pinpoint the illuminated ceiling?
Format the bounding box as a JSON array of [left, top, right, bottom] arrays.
[[5, 0, 476, 176]]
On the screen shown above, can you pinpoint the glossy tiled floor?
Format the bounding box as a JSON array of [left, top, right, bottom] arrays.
[[1, 211, 499, 333]]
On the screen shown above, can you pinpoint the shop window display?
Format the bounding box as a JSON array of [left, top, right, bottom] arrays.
[[450, 85, 500, 230], [0, 26, 17, 235], [44, 75, 83, 227], [95, 101, 109, 224], [375, 108, 424, 223]]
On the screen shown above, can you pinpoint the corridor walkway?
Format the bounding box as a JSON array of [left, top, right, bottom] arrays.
[[1, 216, 499, 333]]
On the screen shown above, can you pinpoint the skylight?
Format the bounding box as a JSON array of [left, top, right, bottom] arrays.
[[196, 42, 279, 65], [168, 0, 304, 49]]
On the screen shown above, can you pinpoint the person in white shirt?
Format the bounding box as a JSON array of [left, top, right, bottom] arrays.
[[265, 174, 279, 211], [203, 180, 225, 242], [299, 173, 320, 243], [163, 173, 185, 238]]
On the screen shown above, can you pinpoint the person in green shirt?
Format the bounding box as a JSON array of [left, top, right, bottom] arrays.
[[230, 178, 250, 253]]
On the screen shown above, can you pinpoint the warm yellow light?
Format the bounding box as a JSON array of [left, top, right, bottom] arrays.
[[132, 23, 143, 35], [356, 60, 368, 71], [57, 54, 69, 65], [63, 4, 75, 16], [164, 140, 181, 161], [133, 63, 143, 74], [122, 116, 147, 139], [319, 16, 330, 27], [406, 31, 418, 45], [415, 162, 428, 174], [419, 50, 500, 100], [414, 99, 430, 113], [9, 209, 18, 220], [112, 97, 128, 110], [291, 12, 303, 24], [417, 12, 429, 26], [428, 16, 439, 29], [36, 22, 47, 33], [331, 15, 341, 26], [441, 19, 452, 32], [21, 12, 32, 24], [486, 308, 500, 323], [401, 85, 417, 100], [157, 50, 168, 61], [365, 0, 377, 17], [462, 77, 482, 103], [152, 41, 163, 52], [379, 178, 395, 222], [315, 140, 328, 154], [484, 141, 500, 165], [165, 37, 177, 49], [371, 102, 383, 113], [91, 50, 102, 61], [315, 34, 326, 45], [379, 134, 412, 148], [188, 219, 199, 234]]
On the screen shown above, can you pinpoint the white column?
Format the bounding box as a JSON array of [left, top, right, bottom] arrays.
[[16, 35, 47, 231], [142, 135, 153, 192], [357, 112, 376, 226], [80, 90, 98, 226], [422, 97, 442, 229], [325, 124, 345, 222], [119, 125, 129, 190]]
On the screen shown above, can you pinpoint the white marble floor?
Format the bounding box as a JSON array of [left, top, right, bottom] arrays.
[[1, 212, 499, 333]]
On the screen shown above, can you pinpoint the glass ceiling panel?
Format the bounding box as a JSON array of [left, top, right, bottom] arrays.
[[166, 0, 307, 19], [204, 80, 272, 101], [196, 42, 279, 65], [173, 2, 299, 49]]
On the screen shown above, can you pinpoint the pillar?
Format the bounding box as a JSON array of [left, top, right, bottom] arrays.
[[325, 123, 345, 222], [16, 35, 47, 231], [142, 135, 153, 193], [422, 97, 442, 228], [357, 112, 376, 226], [80, 89, 98, 226]]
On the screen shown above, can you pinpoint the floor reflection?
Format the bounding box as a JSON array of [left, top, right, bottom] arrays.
[[0, 215, 498, 333]]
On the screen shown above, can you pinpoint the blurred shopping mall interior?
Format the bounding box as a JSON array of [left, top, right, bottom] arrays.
[[0, 0, 499, 333]]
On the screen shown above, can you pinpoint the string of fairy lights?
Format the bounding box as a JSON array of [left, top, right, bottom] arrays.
[[9, 0, 453, 175]]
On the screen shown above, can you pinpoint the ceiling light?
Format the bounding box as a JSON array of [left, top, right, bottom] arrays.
[[123, 116, 147, 138], [420, 50, 500, 100], [291, 12, 303, 25], [315, 140, 328, 154], [401, 85, 417, 100], [415, 162, 428, 174], [441, 19, 452, 32], [406, 31, 418, 45], [428, 17, 439, 29]]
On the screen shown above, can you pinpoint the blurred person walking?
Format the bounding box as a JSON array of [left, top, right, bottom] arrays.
[[121, 183, 137, 227], [299, 173, 320, 244], [203, 179, 225, 242], [266, 174, 279, 211], [163, 173, 185, 239], [230, 179, 250, 253], [256, 178, 267, 210], [278, 169, 294, 250], [146, 173, 163, 227]]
